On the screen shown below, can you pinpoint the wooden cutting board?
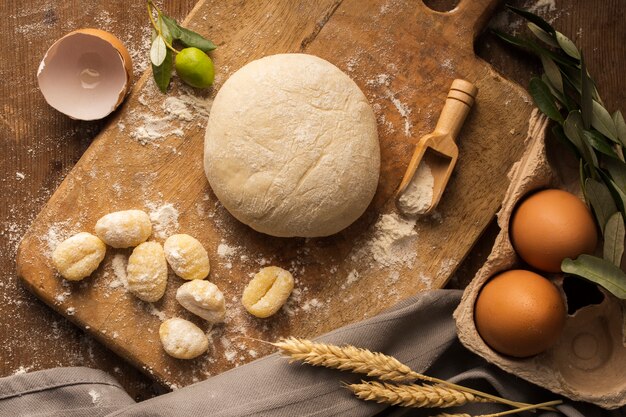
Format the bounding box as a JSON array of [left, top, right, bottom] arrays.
[[17, 0, 534, 388]]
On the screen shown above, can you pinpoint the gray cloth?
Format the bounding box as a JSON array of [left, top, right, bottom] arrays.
[[1, 290, 623, 417]]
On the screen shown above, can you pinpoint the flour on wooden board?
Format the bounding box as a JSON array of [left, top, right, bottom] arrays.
[[146, 202, 179, 240]]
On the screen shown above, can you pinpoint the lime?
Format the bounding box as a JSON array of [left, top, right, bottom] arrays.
[[174, 47, 214, 88]]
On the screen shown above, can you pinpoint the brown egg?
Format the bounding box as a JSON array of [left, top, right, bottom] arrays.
[[474, 269, 566, 358], [510, 189, 597, 273]]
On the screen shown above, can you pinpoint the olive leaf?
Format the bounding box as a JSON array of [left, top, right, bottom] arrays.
[[564, 111, 598, 169], [152, 48, 173, 93], [506, 5, 555, 34], [605, 157, 626, 191], [580, 55, 593, 130], [529, 77, 564, 123], [585, 177, 618, 233], [592, 100, 619, 142], [613, 110, 626, 147], [562, 255, 626, 299], [150, 35, 167, 66], [556, 31, 581, 60], [583, 130, 619, 159], [540, 54, 563, 92], [604, 212, 625, 267], [528, 22, 558, 47]]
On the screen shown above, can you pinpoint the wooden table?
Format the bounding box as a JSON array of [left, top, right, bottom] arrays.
[[1, 0, 624, 401]]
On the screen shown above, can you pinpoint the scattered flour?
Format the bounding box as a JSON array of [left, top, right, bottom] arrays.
[[217, 243, 237, 258], [397, 162, 435, 216], [353, 213, 418, 268], [88, 389, 102, 406], [147, 202, 179, 239], [16, 172, 25, 180], [109, 254, 128, 290], [388, 94, 412, 136], [13, 365, 33, 375]]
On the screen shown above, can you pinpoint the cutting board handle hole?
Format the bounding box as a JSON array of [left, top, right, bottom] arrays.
[[422, 0, 460, 13]]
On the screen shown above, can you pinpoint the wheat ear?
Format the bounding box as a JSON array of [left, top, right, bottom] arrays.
[[273, 338, 555, 411], [348, 381, 490, 408]]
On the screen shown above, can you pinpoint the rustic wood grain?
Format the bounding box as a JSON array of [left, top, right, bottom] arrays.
[[2, 0, 624, 401]]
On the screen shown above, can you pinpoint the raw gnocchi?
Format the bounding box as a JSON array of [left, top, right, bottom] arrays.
[[163, 234, 210, 280], [126, 241, 167, 302], [159, 318, 208, 359], [95, 209, 152, 248], [52, 232, 106, 281], [242, 266, 294, 318], [176, 280, 225, 323]]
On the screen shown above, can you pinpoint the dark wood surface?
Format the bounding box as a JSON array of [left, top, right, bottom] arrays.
[[1, 0, 624, 401]]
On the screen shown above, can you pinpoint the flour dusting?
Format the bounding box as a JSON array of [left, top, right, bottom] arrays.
[[397, 162, 435, 216], [147, 202, 179, 239]]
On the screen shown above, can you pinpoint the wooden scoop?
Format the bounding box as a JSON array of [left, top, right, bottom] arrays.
[[396, 79, 477, 215]]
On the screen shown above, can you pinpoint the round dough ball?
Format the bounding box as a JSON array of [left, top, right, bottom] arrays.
[[204, 53, 380, 237]]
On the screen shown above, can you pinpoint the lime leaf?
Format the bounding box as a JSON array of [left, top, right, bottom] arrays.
[[586, 177, 618, 232], [528, 22, 558, 47], [604, 212, 625, 267], [556, 31, 581, 60], [150, 35, 167, 67], [592, 100, 619, 142], [159, 14, 180, 40], [580, 55, 593, 130], [177, 26, 216, 52], [529, 77, 564, 123], [613, 110, 626, 147], [152, 48, 173, 93], [157, 15, 172, 43], [562, 255, 626, 299], [506, 5, 555, 34]]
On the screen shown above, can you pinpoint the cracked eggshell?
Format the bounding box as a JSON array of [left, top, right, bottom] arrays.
[[454, 111, 626, 409], [37, 28, 133, 121]]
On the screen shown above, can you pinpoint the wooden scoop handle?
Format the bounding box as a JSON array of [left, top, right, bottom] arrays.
[[433, 79, 478, 139]]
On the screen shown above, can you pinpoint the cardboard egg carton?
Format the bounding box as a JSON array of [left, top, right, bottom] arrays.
[[453, 110, 626, 409]]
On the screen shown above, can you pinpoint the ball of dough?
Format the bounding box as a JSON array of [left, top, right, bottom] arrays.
[[204, 53, 380, 237]]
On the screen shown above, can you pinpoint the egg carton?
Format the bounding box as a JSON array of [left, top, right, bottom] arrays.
[[453, 110, 626, 409]]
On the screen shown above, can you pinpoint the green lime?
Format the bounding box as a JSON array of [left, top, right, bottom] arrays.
[[174, 47, 214, 88]]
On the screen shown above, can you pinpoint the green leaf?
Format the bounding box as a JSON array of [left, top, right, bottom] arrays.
[[157, 15, 172, 43], [160, 13, 216, 52], [528, 22, 558, 47], [580, 55, 593, 130], [529, 77, 564, 123], [586, 177, 618, 232], [562, 255, 626, 299], [605, 175, 626, 216], [506, 5, 555, 34], [540, 54, 563, 92], [160, 14, 181, 40], [604, 157, 626, 192], [613, 110, 626, 147], [552, 123, 579, 156], [564, 111, 598, 168], [583, 130, 619, 159], [150, 35, 167, 66], [604, 212, 625, 267], [556, 31, 581, 60], [592, 100, 619, 142], [177, 26, 217, 52], [152, 48, 173, 93]]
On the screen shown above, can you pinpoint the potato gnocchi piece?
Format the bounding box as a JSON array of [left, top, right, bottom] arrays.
[[159, 318, 208, 359], [176, 280, 225, 323], [52, 232, 106, 281], [95, 209, 152, 248], [242, 266, 294, 318], [163, 234, 210, 280], [126, 241, 167, 302]]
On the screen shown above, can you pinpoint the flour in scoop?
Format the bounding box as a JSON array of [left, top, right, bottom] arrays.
[[397, 162, 434, 216]]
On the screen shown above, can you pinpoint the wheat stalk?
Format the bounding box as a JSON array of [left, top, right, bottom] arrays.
[[273, 338, 556, 411], [430, 399, 562, 417], [348, 381, 490, 408]]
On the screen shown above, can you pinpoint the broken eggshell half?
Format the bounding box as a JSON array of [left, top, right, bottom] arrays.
[[454, 110, 626, 409], [37, 28, 133, 121]]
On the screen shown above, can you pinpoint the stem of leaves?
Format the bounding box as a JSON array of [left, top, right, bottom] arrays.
[[499, 6, 626, 298]]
